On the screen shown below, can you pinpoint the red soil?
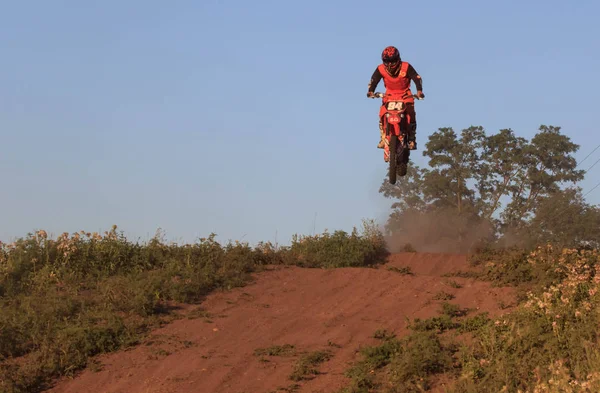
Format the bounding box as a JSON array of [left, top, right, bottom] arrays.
[[45, 253, 516, 393]]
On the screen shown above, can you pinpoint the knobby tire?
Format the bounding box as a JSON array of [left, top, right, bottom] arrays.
[[389, 132, 398, 185]]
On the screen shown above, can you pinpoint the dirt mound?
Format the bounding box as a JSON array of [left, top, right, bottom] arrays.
[[45, 254, 515, 393]]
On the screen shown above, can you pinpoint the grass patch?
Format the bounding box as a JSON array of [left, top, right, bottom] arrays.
[[440, 302, 468, 318], [433, 290, 455, 300], [186, 307, 212, 320], [409, 315, 459, 333], [289, 350, 333, 381], [441, 270, 480, 279], [373, 329, 396, 340], [443, 278, 463, 288], [387, 266, 414, 275], [270, 384, 301, 393], [254, 344, 297, 357]]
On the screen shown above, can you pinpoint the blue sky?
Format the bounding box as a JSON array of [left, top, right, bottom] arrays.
[[2, 0, 599, 245]]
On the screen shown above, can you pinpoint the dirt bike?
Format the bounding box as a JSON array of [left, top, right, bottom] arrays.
[[369, 92, 423, 185]]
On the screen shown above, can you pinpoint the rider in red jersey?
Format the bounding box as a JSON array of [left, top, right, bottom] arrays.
[[367, 46, 424, 150]]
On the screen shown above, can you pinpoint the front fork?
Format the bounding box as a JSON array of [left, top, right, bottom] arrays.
[[382, 115, 404, 163]]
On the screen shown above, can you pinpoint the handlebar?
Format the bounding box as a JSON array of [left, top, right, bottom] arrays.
[[369, 92, 424, 100]]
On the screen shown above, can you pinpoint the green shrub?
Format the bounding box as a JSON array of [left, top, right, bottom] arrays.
[[388, 332, 453, 392], [450, 247, 600, 392], [290, 350, 333, 381], [340, 331, 453, 393], [458, 312, 490, 333], [440, 302, 468, 318], [284, 219, 389, 268], [409, 315, 459, 333]]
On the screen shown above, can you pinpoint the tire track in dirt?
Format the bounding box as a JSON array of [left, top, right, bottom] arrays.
[[45, 253, 516, 393]]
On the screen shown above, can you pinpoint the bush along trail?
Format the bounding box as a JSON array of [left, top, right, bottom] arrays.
[[0, 221, 388, 393], [337, 246, 600, 393]]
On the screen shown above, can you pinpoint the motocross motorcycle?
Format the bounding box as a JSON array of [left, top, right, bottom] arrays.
[[370, 92, 423, 185]]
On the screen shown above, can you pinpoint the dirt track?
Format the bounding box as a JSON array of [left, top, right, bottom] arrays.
[[45, 253, 516, 393]]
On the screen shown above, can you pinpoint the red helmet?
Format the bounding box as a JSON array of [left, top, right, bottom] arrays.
[[381, 46, 401, 74]]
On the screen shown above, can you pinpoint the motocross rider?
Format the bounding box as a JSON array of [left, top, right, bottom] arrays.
[[367, 46, 424, 150]]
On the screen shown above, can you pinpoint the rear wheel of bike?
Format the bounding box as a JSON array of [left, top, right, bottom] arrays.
[[388, 133, 398, 184], [397, 144, 409, 177], [397, 162, 407, 177]]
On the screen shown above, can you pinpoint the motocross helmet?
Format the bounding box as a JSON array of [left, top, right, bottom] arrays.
[[382, 46, 401, 74]]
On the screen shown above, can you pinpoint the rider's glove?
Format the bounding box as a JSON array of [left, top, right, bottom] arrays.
[[416, 91, 425, 99], [367, 91, 374, 98]]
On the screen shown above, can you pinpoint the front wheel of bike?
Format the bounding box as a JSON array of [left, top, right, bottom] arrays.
[[388, 134, 398, 184]]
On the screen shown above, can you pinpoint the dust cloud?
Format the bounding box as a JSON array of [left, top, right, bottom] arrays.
[[382, 208, 495, 254]]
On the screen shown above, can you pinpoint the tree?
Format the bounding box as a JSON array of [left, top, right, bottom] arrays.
[[526, 187, 600, 248], [379, 124, 588, 251], [379, 165, 427, 213], [379, 127, 494, 252], [422, 126, 486, 214], [501, 125, 584, 229], [477, 128, 528, 220]]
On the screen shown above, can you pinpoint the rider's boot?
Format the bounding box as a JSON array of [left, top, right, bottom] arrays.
[[408, 123, 417, 150], [377, 120, 385, 149]]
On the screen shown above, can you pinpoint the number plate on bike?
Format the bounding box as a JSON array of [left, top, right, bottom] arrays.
[[388, 115, 401, 124], [386, 101, 405, 111]]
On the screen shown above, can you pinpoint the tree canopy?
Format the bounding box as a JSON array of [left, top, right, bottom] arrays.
[[379, 124, 597, 252]]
